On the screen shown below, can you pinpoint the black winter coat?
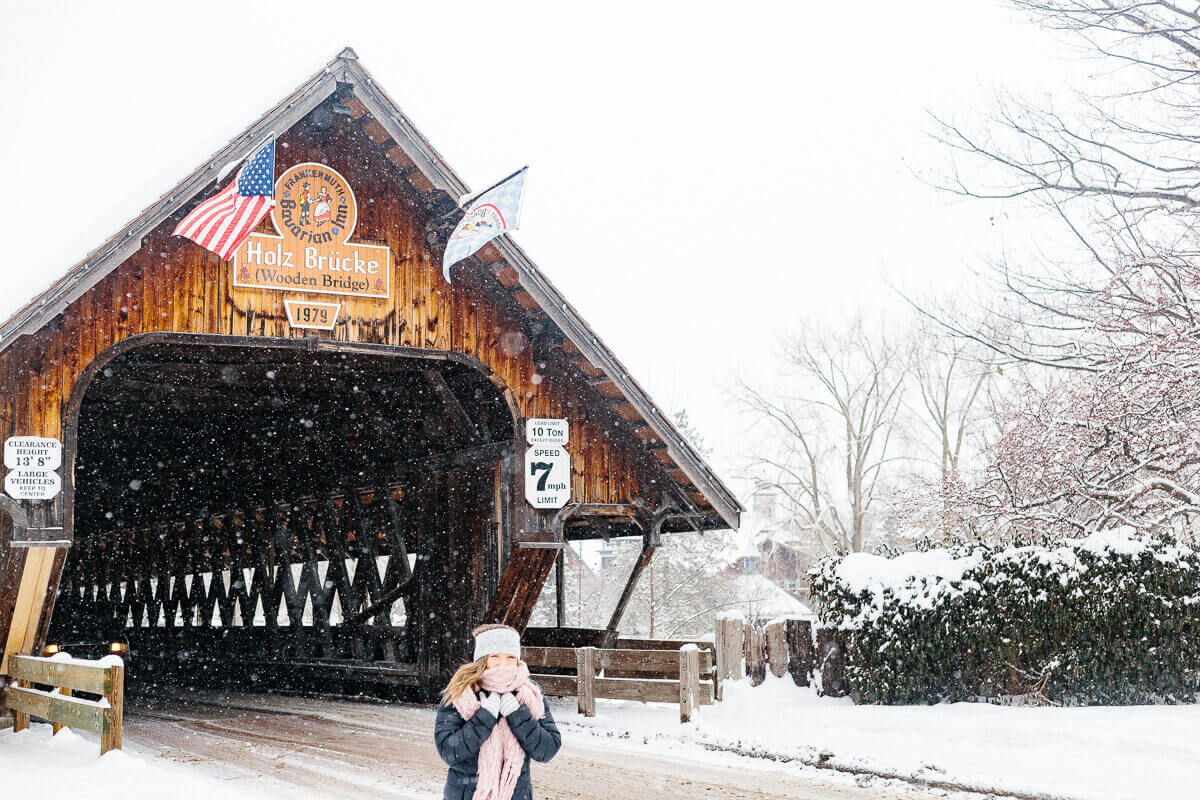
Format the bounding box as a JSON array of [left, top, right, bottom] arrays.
[[434, 685, 562, 800]]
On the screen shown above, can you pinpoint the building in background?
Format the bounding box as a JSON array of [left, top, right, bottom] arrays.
[[733, 485, 826, 604]]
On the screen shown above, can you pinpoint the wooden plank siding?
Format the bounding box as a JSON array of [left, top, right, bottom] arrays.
[[0, 103, 670, 674]]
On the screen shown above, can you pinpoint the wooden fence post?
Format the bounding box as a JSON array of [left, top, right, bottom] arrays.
[[575, 646, 596, 717], [52, 687, 72, 735], [713, 614, 744, 681], [745, 624, 766, 686], [100, 662, 124, 755], [816, 627, 847, 697], [12, 675, 29, 733], [764, 621, 788, 678], [679, 645, 700, 723], [785, 618, 814, 687]]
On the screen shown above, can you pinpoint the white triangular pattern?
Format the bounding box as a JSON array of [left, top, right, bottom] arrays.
[[373, 555, 393, 619], [328, 590, 343, 626], [301, 592, 314, 627]]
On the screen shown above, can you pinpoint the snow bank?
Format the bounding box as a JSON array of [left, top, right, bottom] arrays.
[[552, 674, 1200, 800], [835, 547, 982, 594], [1, 725, 266, 799], [830, 528, 1163, 599]]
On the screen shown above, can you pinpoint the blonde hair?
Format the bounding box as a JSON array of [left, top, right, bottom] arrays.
[[440, 624, 522, 704], [441, 656, 489, 705]]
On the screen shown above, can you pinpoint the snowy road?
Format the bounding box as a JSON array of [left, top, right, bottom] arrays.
[[123, 691, 936, 800]]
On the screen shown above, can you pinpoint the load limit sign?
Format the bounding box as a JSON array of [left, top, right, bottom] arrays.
[[525, 418, 571, 509]]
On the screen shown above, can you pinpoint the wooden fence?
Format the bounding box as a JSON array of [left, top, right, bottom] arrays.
[[522, 642, 716, 722], [4, 654, 125, 754], [714, 615, 837, 691]]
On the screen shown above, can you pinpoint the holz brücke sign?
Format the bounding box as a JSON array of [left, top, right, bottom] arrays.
[[232, 162, 392, 299]]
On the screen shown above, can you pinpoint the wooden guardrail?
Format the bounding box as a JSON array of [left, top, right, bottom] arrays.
[[4, 654, 125, 754], [522, 644, 715, 722]]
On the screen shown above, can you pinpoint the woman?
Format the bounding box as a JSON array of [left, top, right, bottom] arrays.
[[435, 623, 561, 800]]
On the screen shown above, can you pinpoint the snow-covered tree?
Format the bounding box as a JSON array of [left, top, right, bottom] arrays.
[[917, 3, 1200, 542], [919, 257, 1200, 543]]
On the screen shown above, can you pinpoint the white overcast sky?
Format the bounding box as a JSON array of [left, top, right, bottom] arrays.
[[0, 1, 1092, 497]]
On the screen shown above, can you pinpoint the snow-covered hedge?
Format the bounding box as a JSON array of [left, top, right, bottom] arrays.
[[809, 530, 1200, 705]]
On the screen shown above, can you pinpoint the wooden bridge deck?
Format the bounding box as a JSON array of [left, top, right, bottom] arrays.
[[122, 691, 926, 800]]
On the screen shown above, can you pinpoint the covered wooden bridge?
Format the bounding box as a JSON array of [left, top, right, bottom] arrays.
[[0, 49, 740, 703]]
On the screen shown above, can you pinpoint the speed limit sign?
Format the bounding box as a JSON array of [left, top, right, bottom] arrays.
[[524, 445, 571, 509]]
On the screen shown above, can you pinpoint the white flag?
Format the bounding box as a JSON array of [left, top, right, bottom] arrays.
[[442, 167, 528, 283]]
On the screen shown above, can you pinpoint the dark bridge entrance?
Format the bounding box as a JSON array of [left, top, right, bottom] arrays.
[[48, 333, 520, 701]]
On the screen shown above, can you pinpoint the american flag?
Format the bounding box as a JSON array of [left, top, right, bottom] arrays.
[[174, 139, 276, 260]]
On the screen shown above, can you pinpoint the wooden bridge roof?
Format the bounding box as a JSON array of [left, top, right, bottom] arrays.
[[0, 48, 741, 532]]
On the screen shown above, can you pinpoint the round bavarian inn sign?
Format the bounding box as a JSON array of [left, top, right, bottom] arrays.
[[232, 162, 392, 299]]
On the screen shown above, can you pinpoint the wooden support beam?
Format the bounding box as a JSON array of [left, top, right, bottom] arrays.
[[486, 547, 557, 629], [342, 96, 370, 120], [361, 119, 393, 146], [422, 369, 487, 444], [383, 145, 415, 171], [555, 547, 565, 627]]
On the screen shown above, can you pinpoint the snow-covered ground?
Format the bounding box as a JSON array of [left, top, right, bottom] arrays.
[[0, 725, 276, 800], [6, 679, 1198, 800], [553, 673, 1200, 800]]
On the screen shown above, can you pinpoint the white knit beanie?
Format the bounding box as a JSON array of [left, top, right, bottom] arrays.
[[473, 625, 522, 661]]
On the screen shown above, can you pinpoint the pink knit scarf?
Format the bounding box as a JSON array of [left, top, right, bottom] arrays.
[[452, 662, 545, 800]]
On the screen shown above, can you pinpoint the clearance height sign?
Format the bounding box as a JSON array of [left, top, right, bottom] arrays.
[[232, 162, 392, 299]]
